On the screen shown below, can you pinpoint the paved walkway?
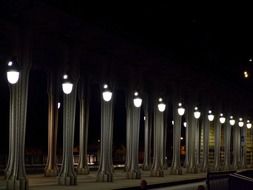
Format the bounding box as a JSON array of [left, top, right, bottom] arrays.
[[0, 169, 206, 190]]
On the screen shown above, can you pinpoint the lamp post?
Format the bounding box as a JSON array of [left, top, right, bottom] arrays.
[[77, 81, 90, 175], [193, 107, 201, 168], [5, 59, 20, 179], [202, 110, 214, 171], [232, 116, 240, 169], [44, 72, 59, 177], [239, 118, 247, 168], [97, 84, 114, 182], [214, 113, 225, 171], [224, 115, 233, 170], [151, 98, 166, 176], [58, 74, 78, 185], [6, 56, 31, 190], [171, 102, 185, 175], [127, 91, 142, 179], [143, 95, 152, 170]]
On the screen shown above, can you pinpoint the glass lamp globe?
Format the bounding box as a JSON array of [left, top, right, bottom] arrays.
[[219, 113, 226, 124], [194, 107, 201, 119], [177, 103, 185, 116], [157, 98, 166, 112], [62, 75, 73, 94], [238, 118, 244, 127], [229, 116, 235, 126], [246, 120, 252, 129], [102, 84, 112, 102], [208, 110, 214, 121], [7, 61, 20, 84], [133, 92, 142, 108], [183, 122, 187, 127]]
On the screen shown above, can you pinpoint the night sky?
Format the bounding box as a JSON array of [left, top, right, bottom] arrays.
[[1, 1, 253, 161]]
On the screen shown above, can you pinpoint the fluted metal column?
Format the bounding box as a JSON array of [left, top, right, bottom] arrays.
[[195, 119, 200, 167], [6, 62, 31, 190], [232, 125, 239, 169], [241, 126, 247, 168], [187, 106, 197, 173], [143, 98, 151, 170], [171, 103, 182, 175], [202, 111, 210, 172], [184, 118, 189, 168], [214, 120, 222, 171], [58, 79, 78, 185], [127, 97, 141, 179], [163, 109, 168, 169], [151, 104, 164, 177], [125, 95, 132, 172], [97, 88, 114, 182], [77, 82, 90, 174], [224, 122, 232, 170], [45, 72, 59, 177]]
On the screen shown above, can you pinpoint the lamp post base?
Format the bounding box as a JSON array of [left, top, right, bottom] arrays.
[[77, 167, 89, 175], [44, 168, 58, 177], [96, 172, 113, 182], [6, 178, 29, 190], [170, 167, 183, 175], [58, 176, 77, 186], [151, 170, 164, 177], [127, 170, 141, 179]]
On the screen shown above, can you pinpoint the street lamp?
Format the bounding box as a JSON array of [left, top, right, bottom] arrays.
[[177, 103, 185, 116], [194, 107, 201, 119], [208, 110, 214, 121], [62, 74, 73, 94], [133, 92, 142, 108], [157, 98, 166, 112], [238, 118, 244, 127], [219, 113, 226, 124], [229, 116, 235, 126], [183, 122, 187, 127], [246, 120, 252, 129], [102, 84, 112, 102], [6, 60, 20, 84]]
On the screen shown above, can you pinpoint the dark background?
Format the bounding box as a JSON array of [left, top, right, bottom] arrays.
[[0, 1, 253, 163]]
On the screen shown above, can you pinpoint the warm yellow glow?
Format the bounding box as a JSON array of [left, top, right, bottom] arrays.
[[244, 71, 249, 78]]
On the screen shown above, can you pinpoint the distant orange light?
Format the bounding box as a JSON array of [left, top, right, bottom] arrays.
[[244, 71, 249, 78]]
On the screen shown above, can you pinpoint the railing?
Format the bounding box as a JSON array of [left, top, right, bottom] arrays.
[[229, 173, 253, 190], [207, 170, 236, 190]]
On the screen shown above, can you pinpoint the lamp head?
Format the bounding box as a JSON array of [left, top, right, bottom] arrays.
[[208, 110, 214, 121], [102, 84, 112, 102], [133, 91, 142, 108], [157, 97, 166, 112], [219, 113, 226, 124], [246, 120, 252, 129], [6, 59, 20, 84], [62, 74, 73, 94], [194, 106, 201, 119], [177, 102, 185, 116], [229, 116, 235, 126], [238, 117, 244, 127]]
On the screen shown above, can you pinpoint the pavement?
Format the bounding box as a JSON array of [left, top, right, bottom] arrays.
[[0, 169, 206, 190]]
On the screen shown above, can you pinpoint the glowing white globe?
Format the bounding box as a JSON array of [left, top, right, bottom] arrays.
[[133, 97, 142, 108], [7, 70, 20, 84], [102, 90, 112, 102], [62, 82, 73, 94], [158, 103, 166, 112]]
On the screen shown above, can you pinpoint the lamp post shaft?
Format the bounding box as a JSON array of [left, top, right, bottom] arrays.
[[45, 72, 59, 177], [58, 79, 78, 185], [6, 64, 30, 190], [77, 83, 90, 175]]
